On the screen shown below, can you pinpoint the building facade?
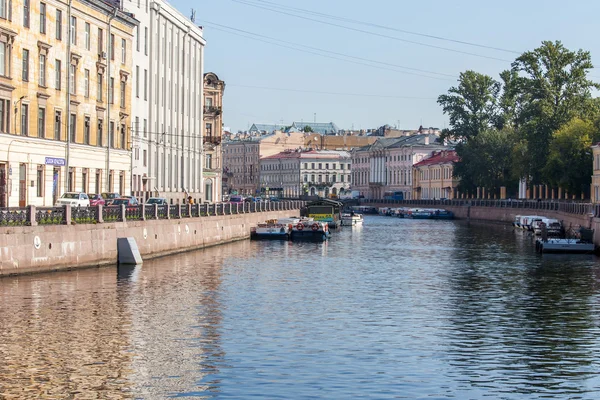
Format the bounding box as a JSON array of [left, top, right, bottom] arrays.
[[412, 150, 459, 200], [222, 131, 305, 196], [0, 0, 137, 207], [259, 150, 351, 198], [130, 0, 205, 204], [202, 72, 224, 203], [351, 134, 447, 199]]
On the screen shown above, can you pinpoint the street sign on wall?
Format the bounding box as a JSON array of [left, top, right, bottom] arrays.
[[45, 157, 66, 166]]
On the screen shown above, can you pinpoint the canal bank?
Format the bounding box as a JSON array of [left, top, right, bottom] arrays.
[[0, 209, 300, 276]]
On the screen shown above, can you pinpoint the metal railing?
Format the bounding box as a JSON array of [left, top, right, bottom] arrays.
[[0, 201, 307, 227], [356, 198, 596, 216]]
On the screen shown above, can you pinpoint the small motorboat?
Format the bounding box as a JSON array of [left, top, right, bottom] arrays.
[[341, 212, 364, 226]]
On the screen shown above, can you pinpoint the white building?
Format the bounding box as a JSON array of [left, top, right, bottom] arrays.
[[128, 0, 205, 203], [260, 150, 352, 198]]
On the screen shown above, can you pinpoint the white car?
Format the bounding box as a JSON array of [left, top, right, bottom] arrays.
[[55, 192, 90, 208]]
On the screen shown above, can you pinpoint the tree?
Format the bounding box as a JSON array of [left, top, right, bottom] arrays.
[[511, 40, 599, 183], [543, 118, 598, 196], [453, 129, 518, 194], [437, 70, 502, 142], [303, 126, 314, 133]]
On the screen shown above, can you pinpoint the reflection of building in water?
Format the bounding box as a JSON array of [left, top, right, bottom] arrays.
[[0, 270, 133, 398], [125, 242, 229, 398]]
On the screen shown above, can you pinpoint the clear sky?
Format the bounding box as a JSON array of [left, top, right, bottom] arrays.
[[171, 0, 600, 132]]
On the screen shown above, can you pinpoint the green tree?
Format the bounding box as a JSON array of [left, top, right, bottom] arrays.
[[543, 118, 598, 196], [511, 40, 599, 183], [303, 126, 314, 133], [454, 129, 518, 194], [437, 70, 502, 141]]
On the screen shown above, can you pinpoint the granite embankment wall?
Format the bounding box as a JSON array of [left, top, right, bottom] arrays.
[[0, 209, 297, 276]]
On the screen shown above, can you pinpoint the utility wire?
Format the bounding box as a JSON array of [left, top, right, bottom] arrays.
[[203, 23, 455, 81], [245, 0, 520, 55], [203, 20, 456, 79], [227, 84, 437, 99], [230, 0, 513, 62]]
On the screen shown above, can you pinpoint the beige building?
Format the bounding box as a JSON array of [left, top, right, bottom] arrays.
[[412, 150, 459, 200], [304, 133, 377, 151], [592, 144, 600, 203], [202, 72, 224, 203], [222, 131, 305, 196], [0, 0, 138, 207]]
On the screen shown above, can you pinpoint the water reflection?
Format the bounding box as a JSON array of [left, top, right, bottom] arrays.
[[1, 217, 600, 398]]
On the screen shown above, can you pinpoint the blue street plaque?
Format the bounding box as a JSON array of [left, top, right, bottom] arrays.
[[45, 157, 66, 166]]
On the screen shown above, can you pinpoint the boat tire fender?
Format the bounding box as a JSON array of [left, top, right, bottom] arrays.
[[297, 223, 304, 231], [311, 223, 319, 231]]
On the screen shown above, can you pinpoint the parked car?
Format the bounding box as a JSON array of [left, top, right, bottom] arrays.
[[110, 197, 138, 207], [55, 192, 90, 208], [146, 197, 168, 205], [229, 195, 244, 204], [101, 192, 121, 205], [88, 193, 106, 207], [123, 195, 139, 205]]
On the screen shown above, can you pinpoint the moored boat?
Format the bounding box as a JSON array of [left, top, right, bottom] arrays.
[[251, 219, 293, 240], [341, 212, 364, 226], [535, 238, 595, 254], [290, 218, 330, 242], [407, 208, 454, 220]]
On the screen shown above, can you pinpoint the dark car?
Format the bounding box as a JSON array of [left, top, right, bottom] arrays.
[[88, 193, 106, 206], [123, 195, 139, 205], [110, 197, 138, 206], [101, 192, 121, 205]]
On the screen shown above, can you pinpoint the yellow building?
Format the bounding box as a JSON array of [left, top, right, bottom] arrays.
[[413, 150, 459, 200], [0, 0, 137, 207], [202, 72, 224, 203]]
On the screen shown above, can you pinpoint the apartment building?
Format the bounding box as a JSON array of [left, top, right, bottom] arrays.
[[351, 134, 447, 199], [129, 0, 205, 203], [202, 72, 224, 203], [412, 150, 459, 200], [0, 0, 138, 207], [259, 150, 351, 198]]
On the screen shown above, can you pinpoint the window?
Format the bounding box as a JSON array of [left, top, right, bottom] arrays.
[[144, 27, 147, 55], [205, 154, 212, 169], [81, 169, 88, 193], [69, 113, 76, 142], [38, 54, 46, 86], [325, 163, 329, 169], [135, 65, 139, 97], [109, 121, 114, 147], [84, 22, 90, 50], [84, 69, 89, 97], [39, 3, 46, 33], [54, 110, 61, 140], [109, 34, 114, 60], [119, 80, 125, 108], [143, 69, 147, 100], [97, 73, 102, 101], [36, 166, 44, 197], [206, 122, 212, 137], [54, 59, 61, 89], [340, 163, 344, 170], [0, 0, 7, 19], [97, 28, 103, 54], [37, 107, 45, 137], [55, 9, 62, 40], [311, 163, 315, 169], [109, 77, 114, 103], [97, 119, 103, 146], [70, 16, 76, 45], [0, 42, 6, 77], [69, 64, 75, 94], [0, 99, 9, 133], [121, 38, 126, 63], [22, 49, 29, 81], [143, 119, 147, 137], [120, 124, 125, 149], [68, 168, 73, 191], [143, 149, 147, 167], [84, 116, 90, 144], [20, 104, 28, 135], [23, 0, 30, 27]]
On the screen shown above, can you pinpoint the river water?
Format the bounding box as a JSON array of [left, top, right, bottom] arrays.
[[2, 216, 600, 399]]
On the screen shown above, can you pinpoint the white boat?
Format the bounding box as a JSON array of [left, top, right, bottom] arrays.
[[251, 218, 294, 240], [532, 217, 563, 236], [535, 238, 595, 254], [341, 213, 364, 226], [518, 215, 546, 231]]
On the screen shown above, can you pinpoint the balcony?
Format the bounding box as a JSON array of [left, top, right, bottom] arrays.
[[204, 105, 222, 115], [203, 136, 221, 146]]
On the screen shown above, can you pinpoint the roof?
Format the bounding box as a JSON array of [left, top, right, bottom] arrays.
[[291, 122, 339, 135], [249, 124, 287, 133], [261, 150, 351, 160], [352, 134, 443, 153], [413, 150, 460, 167]]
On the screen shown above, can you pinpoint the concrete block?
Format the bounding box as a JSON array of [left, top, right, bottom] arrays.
[[117, 237, 143, 265]]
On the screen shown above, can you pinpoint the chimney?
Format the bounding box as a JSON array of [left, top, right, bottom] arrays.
[[424, 135, 429, 145]]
